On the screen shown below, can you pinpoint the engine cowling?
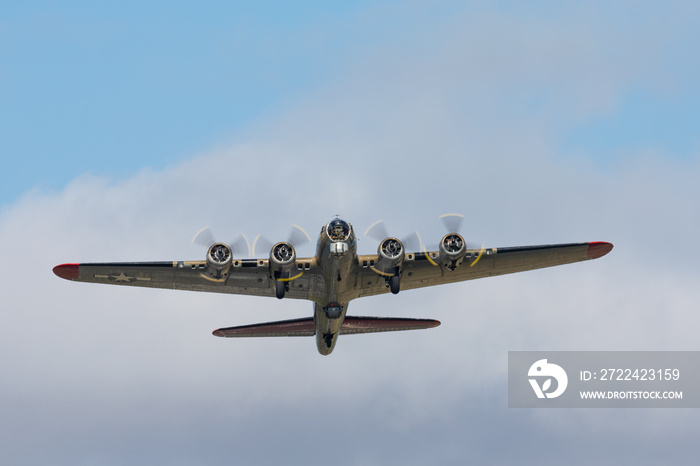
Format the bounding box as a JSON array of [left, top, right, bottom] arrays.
[[269, 242, 297, 279], [269, 242, 298, 299], [375, 237, 405, 274], [206, 243, 233, 279], [438, 233, 467, 270]]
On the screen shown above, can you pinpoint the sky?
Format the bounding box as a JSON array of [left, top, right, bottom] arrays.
[[2, 1, 700, 464]]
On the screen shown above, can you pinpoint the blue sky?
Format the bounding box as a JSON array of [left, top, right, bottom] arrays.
[[3, 1, 697, 205], [563, 92, 700, 162], [1, 1, 389, 202], [2, 2, 700, 464]]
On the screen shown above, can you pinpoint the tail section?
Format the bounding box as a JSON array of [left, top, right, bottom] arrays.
[[213, 316, 440, 338]]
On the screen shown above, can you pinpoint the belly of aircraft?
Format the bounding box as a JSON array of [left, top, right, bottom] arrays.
[[313, 302, 348, 355], [313, 245, 357, 355]]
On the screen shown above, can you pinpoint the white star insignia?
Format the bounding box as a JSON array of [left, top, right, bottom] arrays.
[[110, 272, 135, 282]]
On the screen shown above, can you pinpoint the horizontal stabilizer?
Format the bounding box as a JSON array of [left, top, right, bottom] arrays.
[[213, 317, 316, 338], [213, 316, 440, 338], [340, 316, 440, 334]]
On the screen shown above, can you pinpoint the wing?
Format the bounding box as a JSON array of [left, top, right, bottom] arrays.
[[354, 242, 613, 298], [53, 258, 318, 300]]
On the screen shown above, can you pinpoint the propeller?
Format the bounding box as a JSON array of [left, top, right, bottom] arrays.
[[192, 227, 251, 257], [364, 220, 422, 252], [364, 220, 389, 242], [251, 224, 312, 257], [365, 214, 485, 265], [409, 213, 480, 251], [440, 213, 464, 234], [438, 213, 486, 267]]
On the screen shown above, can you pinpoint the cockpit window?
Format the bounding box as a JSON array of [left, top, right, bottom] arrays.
[[327, 219, 350, 241]]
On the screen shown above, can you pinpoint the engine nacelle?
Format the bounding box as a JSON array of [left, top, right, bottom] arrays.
[[269, 242, 297, 279], [438, 233, 467, 270], [206, 243, 233, 279], [375, 237, 405, 275]]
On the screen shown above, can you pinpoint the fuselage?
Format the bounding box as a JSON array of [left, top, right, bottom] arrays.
[[312, 218, 358, 355]]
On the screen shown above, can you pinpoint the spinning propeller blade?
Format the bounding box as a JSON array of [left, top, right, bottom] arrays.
[[364, 220, 389, 242], [365, 214, 484, 265], [439, 213, 464, 233], [252, 224, 311, 257], [192, 226, 216, 248], [365, 220, 422, 253], [192, 227, 251, 257]]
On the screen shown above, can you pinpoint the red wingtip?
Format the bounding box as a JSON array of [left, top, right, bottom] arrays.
[[53, 263, 80, 280], [587, 242, 613, 259]]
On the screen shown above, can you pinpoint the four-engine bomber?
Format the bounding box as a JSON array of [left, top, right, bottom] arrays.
[[53, 217, 613, 355]]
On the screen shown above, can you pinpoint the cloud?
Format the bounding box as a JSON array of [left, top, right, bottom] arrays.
[[1, 2, 699, 464]]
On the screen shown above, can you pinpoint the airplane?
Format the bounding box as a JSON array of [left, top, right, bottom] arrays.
[[53, 216, 613, 355]]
